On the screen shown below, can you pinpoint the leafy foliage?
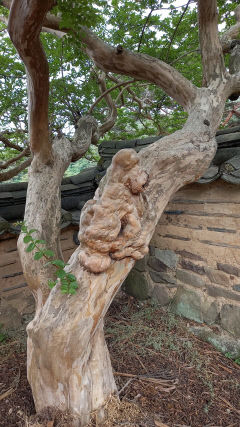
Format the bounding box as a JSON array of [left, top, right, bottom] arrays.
[[21, 223, 78, 295], [0, 1, 239, 181]]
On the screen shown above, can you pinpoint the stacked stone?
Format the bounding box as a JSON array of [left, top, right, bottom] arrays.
[[124, 246, 179, 305], [123, 244, 240, 350]]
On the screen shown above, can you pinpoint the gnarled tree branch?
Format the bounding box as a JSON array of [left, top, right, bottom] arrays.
[[0, 146, 30, 170], [221, 5, 240, 53], [0, 157, 31, 182], [29, 12, 197, 111], [8, 0, 54, 164], [198, 0, 226, 86], [0, 134, 24, 151]]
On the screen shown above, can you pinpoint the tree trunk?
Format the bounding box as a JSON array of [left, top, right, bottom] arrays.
[[27, 319, 116, 425], [17, 88, 229, 426]]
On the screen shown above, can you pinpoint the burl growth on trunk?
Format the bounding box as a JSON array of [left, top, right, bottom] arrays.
[[79, 149, 148, 273]]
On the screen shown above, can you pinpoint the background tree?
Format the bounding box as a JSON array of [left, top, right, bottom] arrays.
[[1, 0, 240, 425], [1, 0, 239, 182]]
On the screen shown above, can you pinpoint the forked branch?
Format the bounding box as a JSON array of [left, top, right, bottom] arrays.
[[8, 0, 54, 164], [38, 13, 197, 110]]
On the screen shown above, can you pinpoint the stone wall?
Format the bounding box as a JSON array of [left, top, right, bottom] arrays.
[[0, 227, 79, 330], [125, 179, 240, 342], [2, 129, 240, 345]]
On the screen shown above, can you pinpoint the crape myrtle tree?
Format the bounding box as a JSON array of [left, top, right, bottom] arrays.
[[1, 0, 240, 424], [1, 0, 237, 183]]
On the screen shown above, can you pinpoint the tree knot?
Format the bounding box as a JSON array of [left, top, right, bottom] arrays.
[[116, 45, 124, 54], [78, 149, 149, 273]]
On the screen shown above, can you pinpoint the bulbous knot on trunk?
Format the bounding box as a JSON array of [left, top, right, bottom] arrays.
[[78, 149, 148, 273]]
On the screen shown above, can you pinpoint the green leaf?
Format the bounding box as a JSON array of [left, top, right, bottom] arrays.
[[51, 259, 66, 268], [21, 225, 27, 233], [67, 273, 76, 281], [43, 249, 54, 258], [70, 281, 78, 289], [35, 239, 47, 245], [56, 269, 66, 279], [26, 242, 36, 252], [23, 235, 33, 243], [29, 228, 38, 234], [48, 280, 57, 289], [34, 251, 44, 260]]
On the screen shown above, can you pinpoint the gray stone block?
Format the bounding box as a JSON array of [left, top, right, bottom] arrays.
[[206, 284, 240, 302], [189, 326, 240, 359], [205, 267, 230, 286], [155, 249, 179, 269], [0, 204, 25, 220], [61, 196, 79, 210], [149, 270, 177, 286], [217, 263, 240, 277], [147, 256, 167, 272], [61, 209, 72, 223], [203, 302, 219, 325], [170, 287, 203, 323], [176, 250, 205, 262], [233, 285, 240, 292], [123, 270, 149, 300], [176, 269, 205, 288], [220, 304, 240, 337], [171, 287, 219, 325], [134, 257, 147, 272], [0, 300, 22, 330], [180, 259, 205, 275], [152, 285, 170, 306], [149, 245, 155, 256]]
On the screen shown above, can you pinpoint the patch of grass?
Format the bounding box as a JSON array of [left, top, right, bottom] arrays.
[[225, 352, 240, 365], [106, 302, 190, 357]]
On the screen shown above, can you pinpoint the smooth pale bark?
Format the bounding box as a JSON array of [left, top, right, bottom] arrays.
[[18, 116, 98, 313], [18, 82, 229, 426]]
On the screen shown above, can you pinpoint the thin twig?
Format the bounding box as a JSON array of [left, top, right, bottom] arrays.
[[88, 79, 135, 114], [117, 378, 133, 397], [165, 0, 191, 62], [137, 4, 156, 52]]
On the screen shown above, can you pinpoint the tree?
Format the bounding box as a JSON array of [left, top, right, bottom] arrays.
[[1, 0, 240, 425]]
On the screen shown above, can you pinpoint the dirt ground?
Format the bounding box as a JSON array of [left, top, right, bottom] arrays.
[[0, 292, 240, 427]]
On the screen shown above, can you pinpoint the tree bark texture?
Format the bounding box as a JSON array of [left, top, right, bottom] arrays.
[[19, 85, 229, 426], [7, 1, 240, 425]]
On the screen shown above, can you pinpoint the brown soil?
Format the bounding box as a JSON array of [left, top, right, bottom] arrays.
[[0, 292, 240, 426]]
